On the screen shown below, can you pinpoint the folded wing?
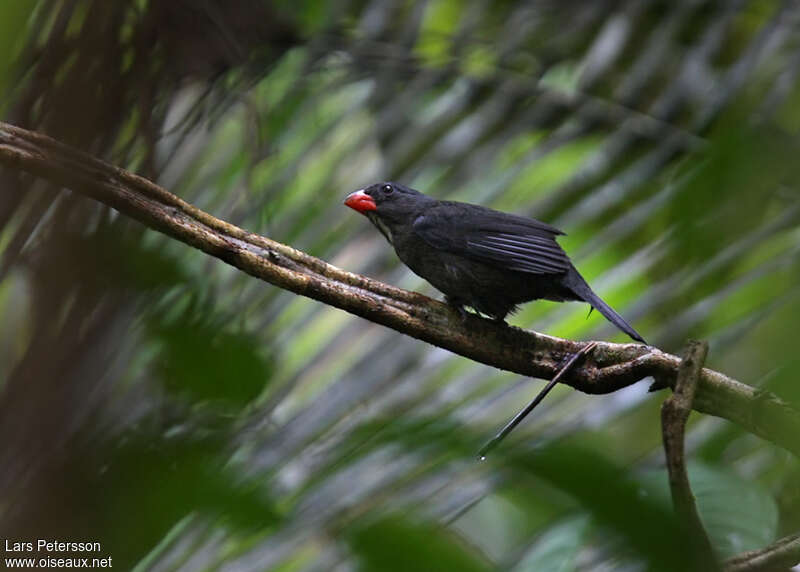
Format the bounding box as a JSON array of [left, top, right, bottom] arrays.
[[412, 203, 571, 275]]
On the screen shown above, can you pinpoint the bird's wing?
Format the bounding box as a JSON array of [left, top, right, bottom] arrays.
[[412, 203, 571, 275]]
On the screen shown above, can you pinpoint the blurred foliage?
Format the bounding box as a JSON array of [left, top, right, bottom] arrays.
[[640, 463, 779, 558], [95, 433, 283, 567], [147, 306, 274, 409], [1, 0, 800, 570], [348, 513, 492, 572]]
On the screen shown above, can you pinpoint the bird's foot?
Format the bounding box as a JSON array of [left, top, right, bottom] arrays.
[[446, 297, 470, 323]]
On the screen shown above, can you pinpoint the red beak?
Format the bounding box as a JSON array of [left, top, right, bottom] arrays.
[[344, 190, 377, 213]]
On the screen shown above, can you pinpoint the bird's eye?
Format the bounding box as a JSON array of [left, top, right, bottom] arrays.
[[382, 184, 394, 194]]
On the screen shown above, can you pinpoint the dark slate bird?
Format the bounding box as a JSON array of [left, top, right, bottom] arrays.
[[344, 182, 646, 343]]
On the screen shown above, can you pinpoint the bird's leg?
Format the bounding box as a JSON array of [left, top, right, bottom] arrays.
[[445, 296, 469, 323]]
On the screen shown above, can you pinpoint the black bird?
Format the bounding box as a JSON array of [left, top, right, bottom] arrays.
[[344, 182, 646, 343]]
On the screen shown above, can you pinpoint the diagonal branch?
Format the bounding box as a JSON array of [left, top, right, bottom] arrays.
[[725, 531, 800, 572], [0, 121, 799, 458]]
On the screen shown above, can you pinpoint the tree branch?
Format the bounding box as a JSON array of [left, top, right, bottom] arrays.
[[725, 531, 800, 572], [1, 120, 799, 458], [661, 340, 716, 569]]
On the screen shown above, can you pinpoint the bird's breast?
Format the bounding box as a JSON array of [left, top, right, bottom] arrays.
[[393, 234, 474, 292]]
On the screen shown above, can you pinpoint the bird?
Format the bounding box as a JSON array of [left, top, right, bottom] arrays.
[[344, 182, 646, 343]]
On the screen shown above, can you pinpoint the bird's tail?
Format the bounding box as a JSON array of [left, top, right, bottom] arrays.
[[564, 269, 647, 344]]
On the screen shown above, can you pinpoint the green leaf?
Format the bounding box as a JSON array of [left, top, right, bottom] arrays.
[[539, 61, 583, 96], [416, 0, 464, 66], [509, 438, 694, 572], [348, 513, 491, 572], [0, 0, 36, 105], [639, 463, 778, 558], [514, 514, 590, 572], [98, 434, 282, 568], [148, 309, 274, 409]]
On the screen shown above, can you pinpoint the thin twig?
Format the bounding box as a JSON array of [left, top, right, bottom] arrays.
[[479, 342, 598, 458], [725, 530, 800, 572], [661, 340, 716, 569]]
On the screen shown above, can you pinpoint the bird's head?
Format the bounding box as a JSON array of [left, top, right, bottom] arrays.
[[344, 182, 428, 217], [344, 181, 434, 227], [344, 182, 432, 244]]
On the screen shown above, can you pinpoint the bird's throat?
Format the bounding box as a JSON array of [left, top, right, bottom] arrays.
[[366, 213, 394, 245]]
